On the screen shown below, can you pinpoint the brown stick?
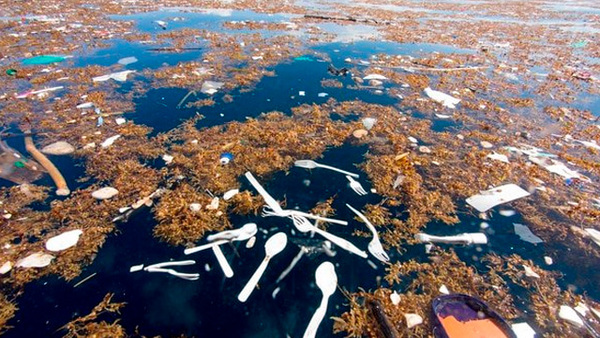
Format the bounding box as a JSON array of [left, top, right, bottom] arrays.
[[24, 131, 70, 196]]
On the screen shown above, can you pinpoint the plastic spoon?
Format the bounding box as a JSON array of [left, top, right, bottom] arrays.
[[238, 232, 288, 302], [184, 223, 258, 255], [303, 262, 337, 338], [294, 160, 359, 178]]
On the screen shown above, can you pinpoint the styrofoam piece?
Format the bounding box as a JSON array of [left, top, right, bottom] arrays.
[[487, 152, 509, 163], [45, 229, 83, 251], [424, 87, 460, 109], [466, 184, 531, 212], [559, 305, 584, 327], [16, 252, 54, 268], [511, 322, 536, 338]]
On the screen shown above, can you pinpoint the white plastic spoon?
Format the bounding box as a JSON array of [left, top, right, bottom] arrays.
[[303, 262, 337, 338], [238, 232, 288, 302]]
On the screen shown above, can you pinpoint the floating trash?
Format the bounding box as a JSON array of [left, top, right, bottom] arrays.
[[513, 223, 543, 244], [303, 261, 337, 338], [415, 232, 488, 245], [223, 189, 239, 200], [92, 187, 119, 200], [0, 261, 13, 274], [22, 55, 68, 65], [93, 70, 135, 82], [16, 252, 54, 268], [100, 135, 121, 148], [117, 56, 138, 65], [41, 141, 75, 155], [466, 184, 531, 213], [352, 129, 368, 139], [219, 152, 233, 165], [423, 87, 461, 109], [238, 232, 288, 302], [200, 81, 224, 95], [45, 229, 83, 251], [404, 313, 423, 329]]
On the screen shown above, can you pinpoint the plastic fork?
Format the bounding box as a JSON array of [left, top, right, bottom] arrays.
[[346, 175, 368, 196], [291, 215, 367, 258], [143, 260, 200, 280], [294, 160, 359, 178], [346, 204, 389, 262]]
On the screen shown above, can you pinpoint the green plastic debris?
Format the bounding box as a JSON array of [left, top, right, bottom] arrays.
[[22, 55, 67, 65], [294, 56, 315, 62], [572, 41, 588, 49], [14, 161, 25, 168], [6, 69, 17, 76]]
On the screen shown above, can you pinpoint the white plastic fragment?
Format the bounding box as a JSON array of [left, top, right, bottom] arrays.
[[189, 203, 202, 212], [77, 102, 94, 109], [246, 236, 256, 249], [390, 291, 401, 305], [487, 152, 509, 163], [363, 74, 387, 81], [118, 56, 138, 65], [575, 303, 590, 317], [41, 141, 75, 155], [130, 264, 144, 272], [499, 209, 516, 217], [480, 141, 493, 149], [584, 228, 600, 248], [523, 265, 540, 278], [408, 136, 418, 144], [559, 305, 584, 327], [206, 197, 219, 210], [45, 229, 83, 251], [466, 184, 531, 213], [415, 232, 487, 245], [513, 223, 543, 244], [115, 117, 126, 125], [419, 146, 431, 153], [93, 70, 135, 82], [362, 117, 377, 130], [404, 313, 423, 329], [101, 135, 121, 148], [223, 189, 239, 201], [544, 256, 553, 265], [0, 261, 12, 274], [201, 81, 224, 95], [435, 113, 452, 119], [162, 154, 174, 164], [439, 285, 450, 294], [317, 92, 328, 97], [92, 187, 119, 200], [528, 156, 585, 180], [511, 322, 536, 338], [16, 252, 54, 268], [423, 87, 460, 109], [298, 91, 305, 96], [119, 206, 131, 213]]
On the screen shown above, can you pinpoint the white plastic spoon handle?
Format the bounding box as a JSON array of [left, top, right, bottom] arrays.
[[238, 257, 270, 302], [312, 227, 367, 258], [245, 172, 284, 213], [315, 164, 359, 178], [303, 295, 329, 338], [184, 240, 227, 255], [212, 245, 234, 278]]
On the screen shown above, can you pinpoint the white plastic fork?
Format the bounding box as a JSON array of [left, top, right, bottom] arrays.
[[346, 175, 368, 196], [294, 160, 359, 178], [291, 215, 367, 258], [262, 206, 348, 226], [143, 260, 200, 280], [346, 204, 389, 262]]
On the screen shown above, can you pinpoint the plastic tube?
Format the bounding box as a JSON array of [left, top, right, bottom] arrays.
[[24, 131, 70, 196]]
